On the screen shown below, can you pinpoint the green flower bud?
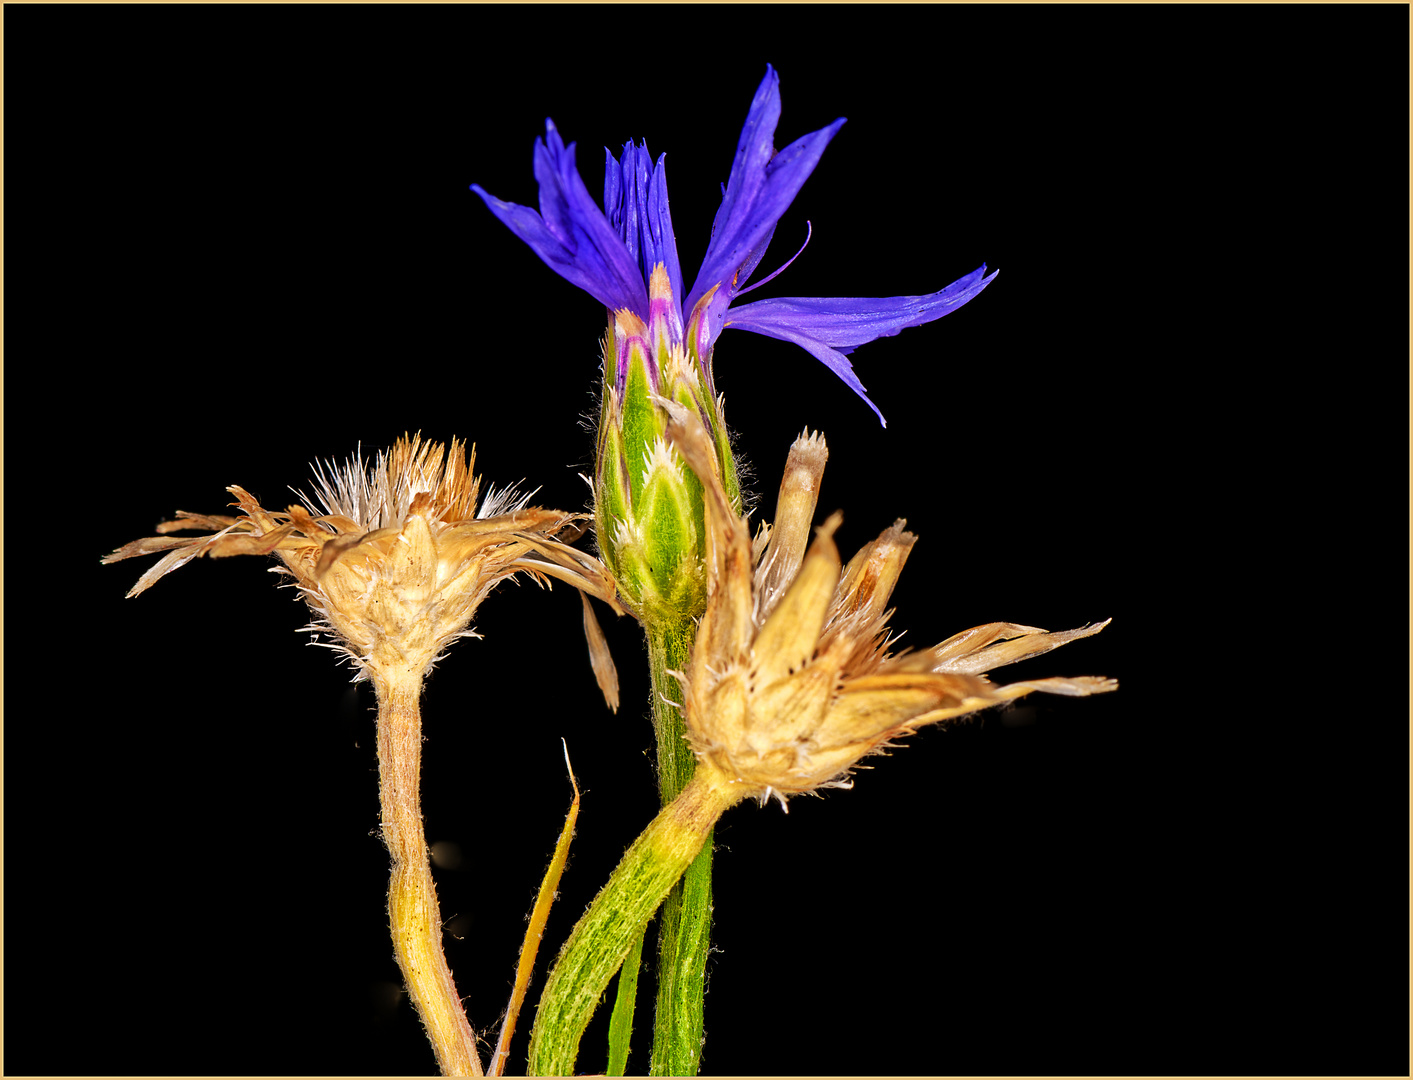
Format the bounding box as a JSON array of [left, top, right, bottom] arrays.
[[595, 265, 740, 622]]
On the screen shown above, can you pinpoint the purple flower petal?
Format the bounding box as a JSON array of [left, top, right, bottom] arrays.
[[473, 69, 998, 428], [684, 65, 846, 322], [604, 142, 683, 321], [696, 66, 781, 290], [728, 265, 998, 347], [723, 266, 1000, 426], [744, 324, 887, 427], [472, 121, 648, 317], [645, 153, 684, 320]]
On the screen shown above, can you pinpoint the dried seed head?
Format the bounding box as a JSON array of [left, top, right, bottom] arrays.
[[103, 434, 624, 686], [658, 409, 1116, 809]]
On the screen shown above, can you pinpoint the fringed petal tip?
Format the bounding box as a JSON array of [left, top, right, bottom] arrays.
[[470, 122, 649, 318]]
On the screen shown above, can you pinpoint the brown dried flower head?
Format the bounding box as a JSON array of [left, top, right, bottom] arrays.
[[104, 434, 623, 689], [658, 401, 1116, 808]]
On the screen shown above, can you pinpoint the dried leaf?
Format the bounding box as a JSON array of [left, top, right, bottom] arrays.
[[581, 592, 620, 713]]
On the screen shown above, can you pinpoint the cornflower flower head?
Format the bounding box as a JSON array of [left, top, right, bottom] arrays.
[[473, 64, 997, 622], [103, 433, 623, 687], [659, 401, 1116, 809], [474, 63, 996, 429]]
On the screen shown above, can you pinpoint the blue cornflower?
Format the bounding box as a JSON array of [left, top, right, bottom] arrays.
[[472, 64, 996, 427]]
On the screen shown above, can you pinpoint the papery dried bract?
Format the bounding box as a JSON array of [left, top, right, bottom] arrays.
[[659, 413, 1116, 807], [103, 434, 624, 689]]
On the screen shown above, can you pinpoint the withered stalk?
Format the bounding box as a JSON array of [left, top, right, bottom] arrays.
[[375, 670, 483, 1077]]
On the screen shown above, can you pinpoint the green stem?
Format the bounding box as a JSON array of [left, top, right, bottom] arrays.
[[645, 617, 713, 1076], [526, 770, 741, 1077], [646, 616, 699, 804]]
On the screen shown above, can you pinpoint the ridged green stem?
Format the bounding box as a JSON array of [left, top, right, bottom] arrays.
[[526, 770, 741, 1077], [645, 617, 713, 1076]]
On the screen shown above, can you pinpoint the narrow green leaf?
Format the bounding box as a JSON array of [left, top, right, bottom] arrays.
[[606, 929, 645, 1076], [525, 774, 739, 1077]]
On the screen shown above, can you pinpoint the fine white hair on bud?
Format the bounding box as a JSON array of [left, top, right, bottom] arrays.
[[641, 435, 686, 486]]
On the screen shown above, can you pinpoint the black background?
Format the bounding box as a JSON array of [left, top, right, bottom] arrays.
[[6, 5, 1406, 1078]]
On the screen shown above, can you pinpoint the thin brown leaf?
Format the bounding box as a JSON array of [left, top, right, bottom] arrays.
[[489, 743, 581, 1077], [582, 592, 620, 713]]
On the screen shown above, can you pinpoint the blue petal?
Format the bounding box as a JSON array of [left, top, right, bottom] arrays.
[[749, 326, 888, 427], [696, 65, 781, 292], [723, 266, 1001, 426], [603, 145, 633, 267], [604, 142, 683, 321], [684, 65, 846, 324], [471, 120, 648, 317], [645, 152, 684, 319], [728, 266, 998, 347]]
